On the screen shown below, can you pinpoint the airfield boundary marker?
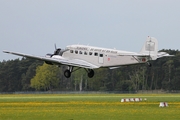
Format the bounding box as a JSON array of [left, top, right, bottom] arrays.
[[159, 102, 168, 107], [121, 98, 143, 102]]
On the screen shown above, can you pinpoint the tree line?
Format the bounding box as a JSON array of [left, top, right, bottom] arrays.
[[0, 49, 180, 92]]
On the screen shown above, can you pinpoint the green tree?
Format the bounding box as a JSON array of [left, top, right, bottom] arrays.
[[31, 63, 60, 91], [21, 59, 43, 91], [72, 68, 87, 91]]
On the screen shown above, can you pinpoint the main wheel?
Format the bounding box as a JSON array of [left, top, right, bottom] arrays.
[[64, 70, 71, 78], [88, 69, 94, 78]]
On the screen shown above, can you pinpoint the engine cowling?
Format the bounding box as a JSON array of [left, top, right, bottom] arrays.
[[54, 48, 61, 55], [45, 54, 53, 65], [45, 61, 53, 65], [54, 48, 67, 56], [45, 54, 53, 58]]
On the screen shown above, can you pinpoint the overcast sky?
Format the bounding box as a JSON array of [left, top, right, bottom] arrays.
[[1, 0, 180, 61]]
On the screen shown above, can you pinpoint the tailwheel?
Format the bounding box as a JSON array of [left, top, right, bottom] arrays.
[[88, 69, 94, 78], [147, 62, 152, 67], [64, 70, 71, 78]]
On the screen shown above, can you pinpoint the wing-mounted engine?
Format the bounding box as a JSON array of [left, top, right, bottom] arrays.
[[45, 54, 53, 65], [45, 53, 53, 58]]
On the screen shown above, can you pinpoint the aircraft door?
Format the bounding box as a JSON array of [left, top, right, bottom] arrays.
[[99, 54, 104, 64]]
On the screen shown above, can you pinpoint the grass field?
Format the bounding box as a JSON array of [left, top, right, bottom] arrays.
[[0, 94, 180, 120]]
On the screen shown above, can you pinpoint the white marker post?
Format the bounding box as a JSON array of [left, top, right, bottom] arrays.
[[159, 102, 168, 107]]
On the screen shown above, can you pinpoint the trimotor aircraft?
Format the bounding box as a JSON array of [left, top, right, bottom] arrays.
[[3, 36, 173, 78]]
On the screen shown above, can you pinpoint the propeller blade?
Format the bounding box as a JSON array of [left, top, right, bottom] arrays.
[[54, 44, 57, 50]]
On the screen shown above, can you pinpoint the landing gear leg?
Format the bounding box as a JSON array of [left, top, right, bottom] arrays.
[[64, 66, 73, 78]]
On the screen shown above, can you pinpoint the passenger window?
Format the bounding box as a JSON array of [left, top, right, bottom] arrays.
[[89, 52, 93, 55], [70, 50, 73, 53], [94, 52, 98, 56], [79, 51, 82, 54], [84, 51, 87, 55], [100, 54, 103, 57], [75, 50, 78, 54]]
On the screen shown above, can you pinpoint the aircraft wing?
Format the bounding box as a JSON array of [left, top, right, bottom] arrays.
[[3, 50, 99, 69]]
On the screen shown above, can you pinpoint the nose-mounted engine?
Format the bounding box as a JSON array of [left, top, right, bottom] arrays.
[[45, 45, 68, 65], [54, 48, 63, 56], [45, 48, 63, 58], [46, 46, 64, 58]]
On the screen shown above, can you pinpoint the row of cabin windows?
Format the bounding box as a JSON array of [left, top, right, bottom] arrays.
[[70, 50, 103, 57]]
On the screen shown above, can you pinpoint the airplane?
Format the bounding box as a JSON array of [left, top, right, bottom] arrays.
[[3, 36, 173, 78]]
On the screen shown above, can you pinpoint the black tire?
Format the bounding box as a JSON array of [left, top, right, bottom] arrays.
[[64, 70, 71, 78], [88, 69, 94, 78]]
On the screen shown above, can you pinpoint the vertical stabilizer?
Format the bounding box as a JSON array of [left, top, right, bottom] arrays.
[[139, 36, 158, 60]]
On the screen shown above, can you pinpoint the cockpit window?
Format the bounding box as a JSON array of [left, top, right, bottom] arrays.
[[75, 50, 78, 54]]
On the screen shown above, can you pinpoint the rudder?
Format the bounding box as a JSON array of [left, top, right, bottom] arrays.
[[139, 36, 158, 60]]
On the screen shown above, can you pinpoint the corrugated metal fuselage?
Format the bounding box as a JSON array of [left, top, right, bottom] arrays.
[[62, 45, 147, 68]]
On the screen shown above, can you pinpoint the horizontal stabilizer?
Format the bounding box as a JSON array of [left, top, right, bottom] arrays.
[[157, 52, 174, 58]]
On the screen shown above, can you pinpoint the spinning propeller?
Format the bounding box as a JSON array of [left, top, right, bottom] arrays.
[[53, 44, 68, 56]]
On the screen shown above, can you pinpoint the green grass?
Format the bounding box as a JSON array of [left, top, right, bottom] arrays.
[[0, 94, 180, 120]]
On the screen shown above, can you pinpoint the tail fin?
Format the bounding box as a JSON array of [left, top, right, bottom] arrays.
[[139, 36, 158, 60]]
